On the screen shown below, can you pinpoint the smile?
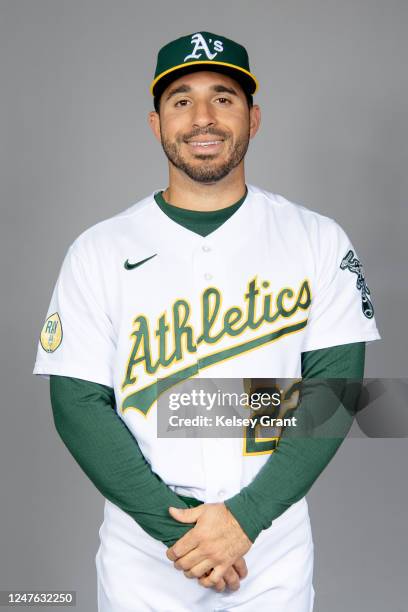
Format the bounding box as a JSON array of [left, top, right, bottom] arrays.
[[188, 140, 222, 147], [186, 140, 224, 150]]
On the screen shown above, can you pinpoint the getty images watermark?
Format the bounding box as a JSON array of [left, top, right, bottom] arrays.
[[156, 378, 408, 439], [167, 386, 295, 429]]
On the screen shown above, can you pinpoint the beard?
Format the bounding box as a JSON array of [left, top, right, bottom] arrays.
[[160, 126, 250, 183]]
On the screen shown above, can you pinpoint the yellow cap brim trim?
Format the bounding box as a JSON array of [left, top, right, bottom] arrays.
[[150, 60, 259, 95]]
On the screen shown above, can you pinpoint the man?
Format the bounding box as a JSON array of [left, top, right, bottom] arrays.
[[34, 32, 381, 611]]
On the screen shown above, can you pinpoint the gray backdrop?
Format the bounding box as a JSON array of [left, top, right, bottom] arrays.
[[1, 1, 407, 610]]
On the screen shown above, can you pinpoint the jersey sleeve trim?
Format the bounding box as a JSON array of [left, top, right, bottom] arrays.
[[33, 361, 114, 389], [301, 329, 381, 353]]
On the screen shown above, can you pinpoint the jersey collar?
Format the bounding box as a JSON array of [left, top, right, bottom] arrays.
[[147, 184, 260, 258]]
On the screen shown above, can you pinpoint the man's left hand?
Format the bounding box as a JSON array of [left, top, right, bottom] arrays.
[[166, 503, 252, 587]]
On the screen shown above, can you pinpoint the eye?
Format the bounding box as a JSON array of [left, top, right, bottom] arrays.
[[215, 97, 231, 104], [174, 99, 191, 107]]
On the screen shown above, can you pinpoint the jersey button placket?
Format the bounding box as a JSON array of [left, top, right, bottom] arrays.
[[202, 243, 214, 283], [192, 243, 216, 291], [191, 243, 218, 503], [191, 244, 216, 360]]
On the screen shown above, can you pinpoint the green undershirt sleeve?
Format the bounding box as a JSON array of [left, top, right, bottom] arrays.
[[49, 342, 364, 549], [223, 342, 365, 543], [49, 375, 200, 547]]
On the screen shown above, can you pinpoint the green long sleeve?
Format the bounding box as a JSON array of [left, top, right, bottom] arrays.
[[224, 342, 365, 543], [49, 376, 200, 547], [50, 342, 364, 548]]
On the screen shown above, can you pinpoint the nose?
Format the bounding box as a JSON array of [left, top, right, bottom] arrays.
[[191, 99, 216, 129]]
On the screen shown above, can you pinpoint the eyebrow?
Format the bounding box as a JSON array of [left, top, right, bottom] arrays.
[[165, 83, 239, 101]]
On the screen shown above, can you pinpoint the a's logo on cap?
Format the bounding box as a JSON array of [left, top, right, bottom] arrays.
[[184, 33, 224, 62]]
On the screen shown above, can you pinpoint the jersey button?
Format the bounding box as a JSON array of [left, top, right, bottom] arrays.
[[204, 273, 213, 280], [202, 244, 211, 252]]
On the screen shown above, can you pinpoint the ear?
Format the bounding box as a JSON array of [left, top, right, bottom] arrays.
[[249, 104, 261, 139], [148, 110, 162, 143]]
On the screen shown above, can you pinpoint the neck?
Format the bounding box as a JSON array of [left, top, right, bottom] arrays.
[[164, 163, 246, 211]]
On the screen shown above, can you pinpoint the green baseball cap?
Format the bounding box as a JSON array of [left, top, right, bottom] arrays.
[[150, 32, 258, 99]]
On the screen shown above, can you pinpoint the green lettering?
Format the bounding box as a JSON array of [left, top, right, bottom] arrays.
[[122, 316, 156, 389], [199, 287, 224, 344], [223, 307, 244, 336], [169, 300, 196, 360]]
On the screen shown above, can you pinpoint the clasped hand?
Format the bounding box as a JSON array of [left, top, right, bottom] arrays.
[[166, 502, 252, 592]]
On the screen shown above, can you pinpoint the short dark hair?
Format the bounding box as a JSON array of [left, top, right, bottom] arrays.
[[153, 91, 254, 114]]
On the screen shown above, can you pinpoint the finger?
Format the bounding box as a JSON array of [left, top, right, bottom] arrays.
[[199, 575, 226, 593], [213, 578, 226, 593], [222, 566, 241, 591], [182, 559, 214, 579], [233, 557, 248, 579], [166, 532, 200, 562], [168, 506, 203, 524], [173, 548, 206, 572], [198, 566, 226, 588]]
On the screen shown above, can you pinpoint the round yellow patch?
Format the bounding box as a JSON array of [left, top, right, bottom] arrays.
[[40, 312, 63, 353]]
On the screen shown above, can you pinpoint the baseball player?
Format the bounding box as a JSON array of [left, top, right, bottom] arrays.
[[33, 32, 381, 611]]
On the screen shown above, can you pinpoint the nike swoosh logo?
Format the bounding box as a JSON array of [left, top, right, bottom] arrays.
[[124, 254, 157, 270]]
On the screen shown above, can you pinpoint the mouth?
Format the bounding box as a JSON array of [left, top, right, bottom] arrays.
[[185, 140, 224, 153]]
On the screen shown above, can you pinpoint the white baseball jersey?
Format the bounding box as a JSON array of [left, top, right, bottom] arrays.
[[33, 183, 380, 611]]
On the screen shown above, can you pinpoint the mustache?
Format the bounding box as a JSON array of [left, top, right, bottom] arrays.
[[181, 128, 229, 142]]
